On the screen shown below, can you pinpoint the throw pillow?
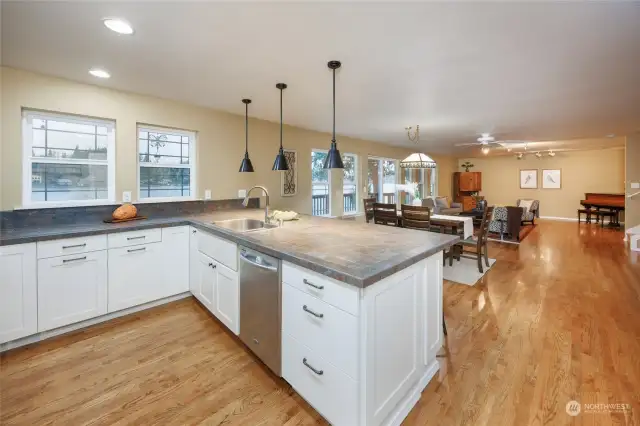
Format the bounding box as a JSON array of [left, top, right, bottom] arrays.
[[435, 197, 450, 209], [519, 199, 534, 214]]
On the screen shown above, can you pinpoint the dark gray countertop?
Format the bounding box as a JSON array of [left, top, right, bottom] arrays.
[[0, 209, 459, 288]]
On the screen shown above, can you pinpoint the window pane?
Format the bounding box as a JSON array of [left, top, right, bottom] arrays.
[[47, 130, 95, 150], [311, 151, 329, 216], [382, 160, 396, 204], [46, 120, 96, 134], [31, 163, 108, 202], [139, 167, 191, 199], [33, 129, 46, 146], [343, 154, 357, 213]]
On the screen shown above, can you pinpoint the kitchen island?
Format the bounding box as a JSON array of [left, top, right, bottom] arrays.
[[1, 208, 458, 426]]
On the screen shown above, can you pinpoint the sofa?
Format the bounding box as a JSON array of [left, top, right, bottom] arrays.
[[422, 197, 462, 215], [516, 199, 540, 225]]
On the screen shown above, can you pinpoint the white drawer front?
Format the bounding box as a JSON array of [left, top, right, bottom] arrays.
[[282, 262, 359, 316], [108, 228, 161, 249], [282, 333, 358, 426], [283, 283, 359, 379], [37, 235, 107, 259], [196, 229, 237, 271]]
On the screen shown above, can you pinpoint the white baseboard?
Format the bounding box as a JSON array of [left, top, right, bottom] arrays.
[[0, 292, 192, 353], [539, 216, 579, 222]]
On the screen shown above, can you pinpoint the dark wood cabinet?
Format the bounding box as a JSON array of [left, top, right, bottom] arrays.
[[454, 172, 482, 211]]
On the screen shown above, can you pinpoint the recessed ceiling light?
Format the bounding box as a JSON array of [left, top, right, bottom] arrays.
[[89, 68, 111, 79], [103, 18, 134, 35]]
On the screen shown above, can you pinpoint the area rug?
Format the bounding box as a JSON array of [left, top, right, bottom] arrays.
[[443, 257, 496, 286]]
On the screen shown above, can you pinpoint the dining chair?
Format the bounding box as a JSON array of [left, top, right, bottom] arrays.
[[400, 204, 431, 230], [373, 203, 399, 226], [453, 205, 493, 273], [363, 198, 376, 223]]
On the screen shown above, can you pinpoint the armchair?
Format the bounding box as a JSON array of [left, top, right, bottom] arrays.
[[517, 199, 540, 225]]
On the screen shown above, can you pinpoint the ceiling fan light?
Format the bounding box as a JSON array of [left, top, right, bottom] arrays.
[[481, 146, 490, 155]]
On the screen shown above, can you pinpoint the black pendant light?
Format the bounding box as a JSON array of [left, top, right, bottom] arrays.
[[239, 98, 255, 172], [272, 83, 290, 171], [323, 60, 344, 169]]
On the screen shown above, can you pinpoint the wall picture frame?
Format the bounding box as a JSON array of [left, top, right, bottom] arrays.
[[520, 169, 538, 189], [281, 149, 297, 196], [542, 169, 561, 189]]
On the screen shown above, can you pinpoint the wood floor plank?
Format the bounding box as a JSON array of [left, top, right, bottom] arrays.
[[1, 221, 639, 425]]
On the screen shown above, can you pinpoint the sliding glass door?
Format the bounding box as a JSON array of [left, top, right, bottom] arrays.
[[367, 157, 397, 204]]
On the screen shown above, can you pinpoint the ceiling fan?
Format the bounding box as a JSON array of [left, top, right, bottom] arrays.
[[455, 134, 534, 155]]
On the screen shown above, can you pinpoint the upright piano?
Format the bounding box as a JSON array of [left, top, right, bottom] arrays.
[[580, 193, 625, 226]]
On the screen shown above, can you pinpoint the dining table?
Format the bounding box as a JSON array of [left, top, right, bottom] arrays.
[[397, 212, 474, 239]]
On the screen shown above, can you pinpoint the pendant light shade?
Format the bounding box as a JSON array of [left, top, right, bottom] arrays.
[[272, 83, 289, 171], [323, 60, 344, 169], [399, 152, 437, 169], [239, 98, 254, 172]]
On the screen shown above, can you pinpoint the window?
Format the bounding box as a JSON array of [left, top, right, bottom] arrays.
[[22, 111, 115, 207], [311, 150, 330, 216], [343, 153, 358, 214], [399, 167, 437, 204], [138, 125, 196, 200], [367, 157, 397, 204]]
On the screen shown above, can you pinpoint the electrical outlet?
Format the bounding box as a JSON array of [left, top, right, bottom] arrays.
[[238, 189, 247, 198], [204, 189, 212, 200], [632, 182, 640, 189], [122, 191, 131, 203]]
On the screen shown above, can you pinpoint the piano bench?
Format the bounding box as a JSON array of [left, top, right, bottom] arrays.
[[592, 211, 615, 228], [577, 209, 593, 223]]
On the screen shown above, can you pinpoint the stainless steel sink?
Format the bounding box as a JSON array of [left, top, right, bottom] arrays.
[[212, 218, 278, 233]]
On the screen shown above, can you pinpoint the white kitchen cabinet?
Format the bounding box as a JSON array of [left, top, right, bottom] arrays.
[[160, 226, 190, 298], [37, 251, 108, 332], [108, 242, 164, 312], [189, 227, 200, 297], [424, 252, 443, 363], [0, 244, 37, 344], [193, 251, 216, 312], [213, 261, 239, 335]]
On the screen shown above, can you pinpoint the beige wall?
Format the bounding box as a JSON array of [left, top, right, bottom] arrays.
[[458, 147, 625, 219], [626, 133, 640, 230], [0, 67, 455, 212]]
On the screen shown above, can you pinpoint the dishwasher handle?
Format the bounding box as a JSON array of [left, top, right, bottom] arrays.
[[240, 250, 278, 272]]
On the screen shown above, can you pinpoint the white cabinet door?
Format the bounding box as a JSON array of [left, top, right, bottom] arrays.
[[424, 252, 443, 363], [160, 226, 190, 298], [213, 261, 239, 335], [193, 251, 217, 313], [108, 243, 163, 312], [38, 251, 108, 332], [0, 244, 37, 344]]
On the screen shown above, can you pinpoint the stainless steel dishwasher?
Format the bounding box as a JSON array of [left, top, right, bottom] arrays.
[[238, 246, 281, 376]]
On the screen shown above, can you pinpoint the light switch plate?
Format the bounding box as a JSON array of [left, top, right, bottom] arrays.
[[204, 189, 212, 200], [238, 189, 247, 198], [632, 182, 640, 189], [122, 191, 132, 203]]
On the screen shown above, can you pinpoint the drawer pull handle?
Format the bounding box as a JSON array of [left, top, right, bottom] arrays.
[[303, 279, 324, 290], [302, 358, 324, 376], [62, 243, 87, 249], [302, 305, 324, 318], [127, 247, 146, 253], [63, 256, 87, 263], [127, 236, 146, 241]]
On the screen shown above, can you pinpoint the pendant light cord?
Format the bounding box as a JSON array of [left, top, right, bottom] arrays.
[[245, 102, 249, 153], [280, 87, 283, 149], [332, 68, 336, 144]]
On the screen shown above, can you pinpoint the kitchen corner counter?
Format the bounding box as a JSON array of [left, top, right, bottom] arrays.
[[1, 209, 459, 288]]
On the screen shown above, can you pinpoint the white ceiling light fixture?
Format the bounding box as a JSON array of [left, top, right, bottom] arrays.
[[400, 125, 437, 169], [103, 18, 134, 35], [481, 146, 490, 155], [516, 153, 524, 160], [548, 150, 556, 157], [535, 151, 542, 158], [89, 68, 110, 79]]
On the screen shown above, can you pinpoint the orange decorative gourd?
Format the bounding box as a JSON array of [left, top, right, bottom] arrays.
[[112, 204, 137, 220]]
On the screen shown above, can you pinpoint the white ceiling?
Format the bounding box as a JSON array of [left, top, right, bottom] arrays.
[[2, 1, 639, 155]]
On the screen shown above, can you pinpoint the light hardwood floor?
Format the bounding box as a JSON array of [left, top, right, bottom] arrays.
[[1, 220, 639, 425]]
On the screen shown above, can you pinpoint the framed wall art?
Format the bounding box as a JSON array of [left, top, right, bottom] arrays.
[[542, 169, 561, 189], [281, 149, 297, 196], [520, 169, 538, 189]]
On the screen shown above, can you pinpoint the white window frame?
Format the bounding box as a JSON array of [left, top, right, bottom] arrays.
[[136, 124, 197, 203], [367, 156, 399, 205], [342, 152, 359, 215], [311, 148, 331, 217], [21, 110, 116, 208]]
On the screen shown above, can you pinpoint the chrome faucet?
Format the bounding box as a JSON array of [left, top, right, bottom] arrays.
[[243, 186, 270, 224]]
